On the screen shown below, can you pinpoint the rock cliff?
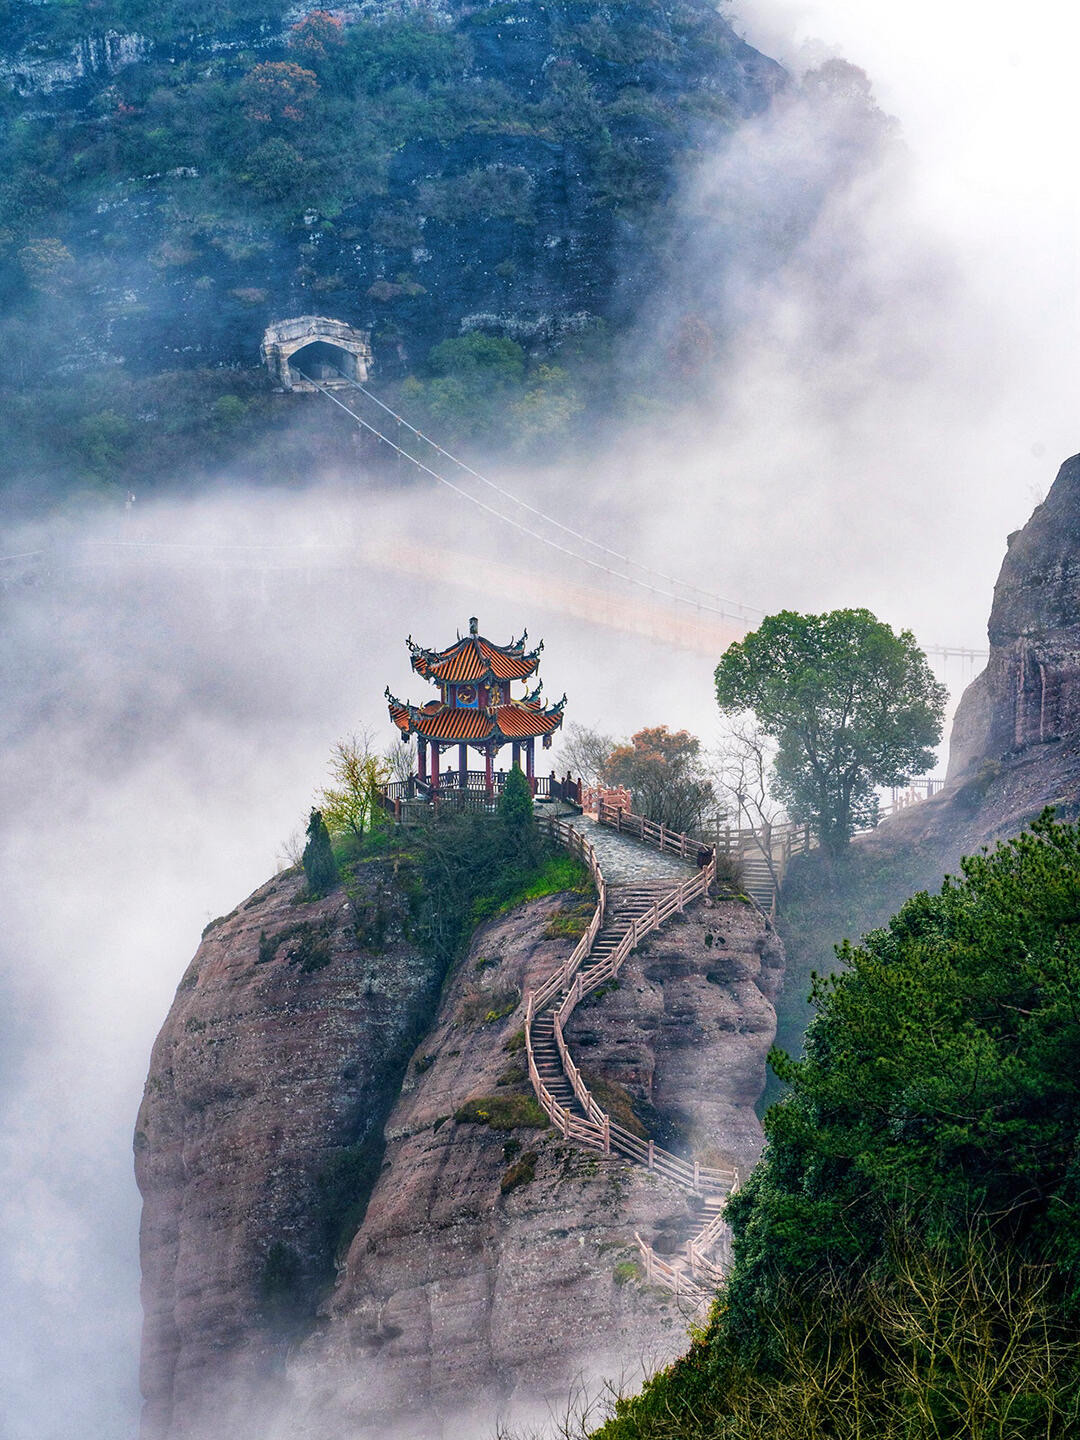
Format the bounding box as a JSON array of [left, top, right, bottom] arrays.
[[136, 857, 782, 1438], [876, 453, 1080, 863]]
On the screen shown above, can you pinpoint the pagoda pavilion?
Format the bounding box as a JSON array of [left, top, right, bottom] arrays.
[[386, 617, 566, 799]]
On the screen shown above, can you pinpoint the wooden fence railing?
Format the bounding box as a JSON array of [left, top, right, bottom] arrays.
[[527, 814, 737, 1199]]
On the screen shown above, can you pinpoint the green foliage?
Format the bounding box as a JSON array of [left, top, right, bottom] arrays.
[[500, 1150, 538, 1194], [612, 1259, 639, 1286], [301, 808, 338, 897], [256, 919, 333, 972], [498, 763, 536, 831], [596, 811, 1080, 1439], [454, 1093, 548, 1130], [715, 609, 946, 856], [580, 1072, 647, 1140], [413, 805, 588, 967], [317, 1137, 383, 1259], [457, 984, 521, 1026], [258, 1240, 304, 1323], [317, 735, 389, 840]]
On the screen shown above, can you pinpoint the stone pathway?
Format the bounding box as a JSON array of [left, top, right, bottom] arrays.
[[563, 812, 695, 885]]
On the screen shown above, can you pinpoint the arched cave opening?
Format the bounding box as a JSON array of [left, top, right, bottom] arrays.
[[288, 340, 359, 385]]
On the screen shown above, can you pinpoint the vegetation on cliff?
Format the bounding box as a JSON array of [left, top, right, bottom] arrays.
[[595, 812, 1080, 1438], [0, 0, 782, 504]]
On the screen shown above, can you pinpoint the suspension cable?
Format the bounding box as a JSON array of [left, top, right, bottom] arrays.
[[298, 370, 750, 621], [329, 363, 762, 620]]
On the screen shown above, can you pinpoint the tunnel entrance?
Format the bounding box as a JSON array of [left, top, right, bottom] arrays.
[[289, 340, 356, 384], [261, 316, 372, 392]]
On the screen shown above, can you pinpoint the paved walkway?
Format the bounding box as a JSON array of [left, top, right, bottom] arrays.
[[564, 812, 695, 885]]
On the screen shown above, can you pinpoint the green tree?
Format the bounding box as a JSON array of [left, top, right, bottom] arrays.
[[603, 725, 714, 834], [317, 734, 388, 841], [498, 764, 535, 829], [714, 609, 945, 857], [301, 807, 337, 895]]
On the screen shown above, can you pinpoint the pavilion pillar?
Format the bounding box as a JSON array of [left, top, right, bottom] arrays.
[[485, 746, 494, 799], [431, 743, 440, 795], [526, 738, 535, 794], [458, 742, 468, 789], [418, 737, 427, 783], [511, 740, 521, 771]]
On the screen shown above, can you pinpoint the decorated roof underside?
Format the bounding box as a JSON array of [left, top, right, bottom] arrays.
[[407, 629, 542, 683], [387, 692, 566, 744]]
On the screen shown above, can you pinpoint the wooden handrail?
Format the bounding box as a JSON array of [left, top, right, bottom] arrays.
[[526, 812, 738, 1209]]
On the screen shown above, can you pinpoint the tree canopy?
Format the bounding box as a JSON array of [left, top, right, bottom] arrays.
[[603, 725, 715, 834], [714, 609, 945, 856]]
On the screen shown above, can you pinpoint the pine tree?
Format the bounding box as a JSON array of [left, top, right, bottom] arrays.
[[302, 807, 338, 896]]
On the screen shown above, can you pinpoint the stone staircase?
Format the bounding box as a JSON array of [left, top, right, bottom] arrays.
[[736, 845, 777, 912], [527, 812, 741, 1310], [530, 881, 678, 1117]]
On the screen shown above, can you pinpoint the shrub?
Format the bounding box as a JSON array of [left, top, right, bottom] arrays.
[[454, 1094, 548, 1130], [302, 808, 338, 896], [500, 1151, 538, 1194]]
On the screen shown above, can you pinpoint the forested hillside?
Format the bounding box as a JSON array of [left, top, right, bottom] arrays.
[[0, 0, 784, 503]]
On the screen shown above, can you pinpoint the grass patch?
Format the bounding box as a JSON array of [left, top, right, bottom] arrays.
[[503, 1028, 525, 1054], [496, 1063, 526, 1087], [458, 985, 520, 1026], [500, 1151, 538, 1194], [581, 1071, 647, 1139], [470, 850, 593, 926], [454, 1094, 548, 1130], [613, 1259, 639, 1285], [544, 899, 596, 940], [579, 978, 619, 1006]]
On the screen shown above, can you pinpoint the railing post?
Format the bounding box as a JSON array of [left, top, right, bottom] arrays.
[[694, 1158, 700, 1191], [648, 1140, 654, 1172], [603, 1113, 610, 1156]]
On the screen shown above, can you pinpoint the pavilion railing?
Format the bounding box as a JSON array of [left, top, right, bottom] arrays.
[[378, 771, 583, 821]]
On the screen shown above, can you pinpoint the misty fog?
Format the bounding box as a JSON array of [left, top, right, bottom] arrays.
[[3, 2, 1078, 1436]]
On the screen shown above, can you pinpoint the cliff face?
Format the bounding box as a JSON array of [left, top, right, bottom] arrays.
[[856, 453, 1080, 872], [136, 868, 782, 1438], [135, 858, 442, 1440]]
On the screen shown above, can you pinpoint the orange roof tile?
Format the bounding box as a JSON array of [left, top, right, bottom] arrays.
[[408, 628, 542, 684]]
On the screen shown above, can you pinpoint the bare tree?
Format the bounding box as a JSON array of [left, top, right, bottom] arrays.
[[714, 715, 788, 895], [557, 721, 616, 786], [383, 735, 417, 785]]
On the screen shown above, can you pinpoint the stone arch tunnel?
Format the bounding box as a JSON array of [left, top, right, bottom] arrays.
[[261, 316, 372, 392]]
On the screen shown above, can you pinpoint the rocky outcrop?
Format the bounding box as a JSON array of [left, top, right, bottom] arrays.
[[137, 862, 781, 1439], [860, 454, 1080, 870], [135, 858, 442, 1440], [296, 888, 779, 1438]]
